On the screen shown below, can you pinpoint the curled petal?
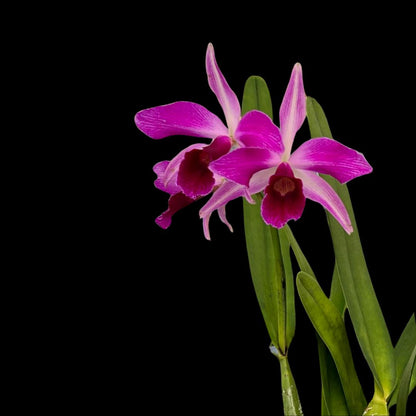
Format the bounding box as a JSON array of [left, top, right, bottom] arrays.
[[135, 101, 228, 139], [210, 147, 279, 187], [295, 169, 353, 234], [289, 137, 373, 183], [261, 163, 306, 228], [234, 110, 284, 154], [199, 181, 247, 240], [279, 63, 306, 157], [155, 192, 195, 229], [154, 143, 206, 195], [153, 161, 177, 194], [206, 43, 241, 135], [217, 205, 233, 233]]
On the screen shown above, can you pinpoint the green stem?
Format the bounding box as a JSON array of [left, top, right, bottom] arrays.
[[271, 346, 304, 416]]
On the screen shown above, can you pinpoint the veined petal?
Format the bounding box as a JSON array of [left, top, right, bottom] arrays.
[[206, 43, 241, 135], [135, 101, 228, 139], [234, 110, 284, 154], [279, 63, 306, 157], [199, 181, 247, 240], [210, 147, 279, 187], [289, 137, 373, 183], [295, 169, 353, 234]]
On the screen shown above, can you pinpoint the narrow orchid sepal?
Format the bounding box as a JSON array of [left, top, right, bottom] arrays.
[[206, 43, 241, 135], [200, 181, 247, 240], [289, 137, 373, 183], [135, 101, 228, 139], [279, 63, 306, 159], [296, 169, 353, 234]]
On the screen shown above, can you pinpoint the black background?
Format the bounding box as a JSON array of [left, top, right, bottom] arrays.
[[34, 5, 415, 414]]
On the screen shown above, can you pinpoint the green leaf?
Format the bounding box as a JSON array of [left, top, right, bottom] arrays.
[[284, 225, 350, 415], [243, 194, 285, 350], [390, 315, 416, 408], [296, 271, 367, 415], [279, 227, 296, 347], [317, 337, 349, 416], [395, 344, 416, 416], [242, 76, 302, 415], [306, 96, 396, 400], [329, 264, 346, 317], [241, 77, 284, 351], [242, 75, 273, 118], [283, 225, 315, 278]]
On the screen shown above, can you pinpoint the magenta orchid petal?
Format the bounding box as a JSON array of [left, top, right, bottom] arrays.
[[200, 181, 247, 240], [261, 163, 306, 228], [177, 136, 232, 198], [295, 169, 353, 234], [279, 63, 306, 158], [218, 205, 234, 233], [234, 110, 284, 154], [203, 135, 232, 159], [155, 192, 195, 229], [289, 137, 373, 183], [210, 147, 279, 187], [135, 101, 228, 139], [205, 43, 241, 135]]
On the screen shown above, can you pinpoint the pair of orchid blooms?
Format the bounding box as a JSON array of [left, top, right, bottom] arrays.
[[135, 43, 372, 240]]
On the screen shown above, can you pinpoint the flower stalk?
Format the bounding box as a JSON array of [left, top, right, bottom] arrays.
[[270, 345, 304, 416]]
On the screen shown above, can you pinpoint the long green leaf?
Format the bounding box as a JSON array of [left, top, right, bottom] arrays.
[[395, 345, 416, 416], [390, 315, 416, 408], [242, 75, 302, 415], [329, 264, 346, 317], [242, 75, 284, 350], [297, 271, 367, 415], [243, 194, 284, 350], [306, 96, 396, 400], [317, 336, 349, 416], [279, 227, 296, 347], [283, 225, 315, 278], [242, 75, 273, 118], [285, 225, 350, 415]]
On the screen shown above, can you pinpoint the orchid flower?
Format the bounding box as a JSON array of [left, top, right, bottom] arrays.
[[135, 43, 280, 238], [210, 63, 373, 234]]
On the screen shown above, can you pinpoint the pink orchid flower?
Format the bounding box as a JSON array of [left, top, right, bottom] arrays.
[[135, 43, 280, 238], [210, 63, 373, 234]]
